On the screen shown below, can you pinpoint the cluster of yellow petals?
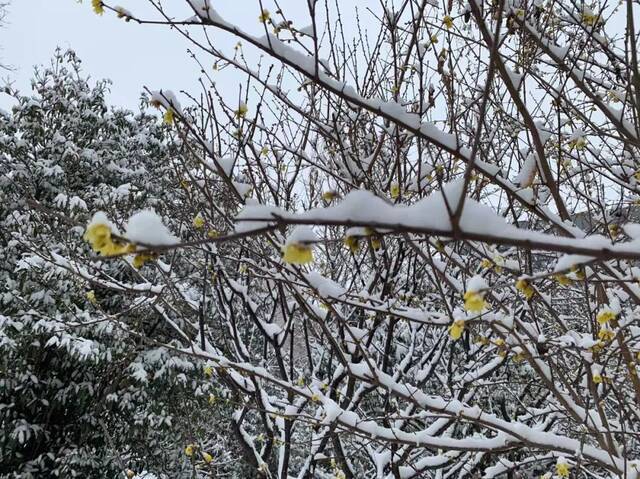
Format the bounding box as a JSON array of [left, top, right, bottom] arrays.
[[596, 308, 617, 325], [553, 274, 572, 286], [598, 327, 615, 342], [515, 279, 535, 299], [86, 290, 97, 305], [556, 460, 570, 478], [132, 252, 156, 269], [344, 236, 360, 254], [390, 182, 401, 199], [193, 215, 206, 229], [235, 103, 249, 119], [282, 243, 314, 265], [163, 108, 175, 125], [258, 9, 270, 23], [463, 291, 487, 313], [83, 223, 135, 257], [185, 444, 196, 457], [92, 0, 104, 15], [593, 372, 603, 384], [448, 319, 465, 340], [443, 15, 454, 29], [202, 451, 213, 464]]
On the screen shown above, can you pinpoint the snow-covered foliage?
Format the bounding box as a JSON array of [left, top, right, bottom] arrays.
[[0, 50, 236, 478], [10, 0, 640, 476]]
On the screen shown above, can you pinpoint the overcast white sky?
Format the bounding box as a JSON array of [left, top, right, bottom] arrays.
[[0, 0, 312, 109]]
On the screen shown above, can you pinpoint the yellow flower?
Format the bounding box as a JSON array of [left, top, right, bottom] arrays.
[[448, 320, 465, 340], [322, 190, 338, 202], [596, 308, 616, 325], [568, 137, 586, 150], [132, 252, 156, 269], [443, 15, 454, 29], [593, 373, 603, 384], [282, 243, 314, 265], [202, 451, 213, 464], [474, 335, 489, 345], [92, 0, 104, 15], [430, 34, 439, 44], [344, 236, 360, 253], [553, 274, 572, 286], [581, 10, 598, 26], [296, 377, 305, 387], [207, 229, 219, 239], [556, 460, 570, 478], [84, 223, 111, 250], [598, 327, 615, 342], [208, 393, 216, 404], [390, 182, 400, 199], [463, 291, 487, 313], [163, 108, 174, 125], [86, 290, 97, 305], [260, 146, 269, 156], [311, 393, 320, 403], [185, 444, 196, 457], [515, 279, 535, 300], [258, 9, 270, 22], [480, 258, 492, 269], [609, 224, 620, 239], [235, 103, 248, 119], [193, 215, 205, 229], [204, 365, 214, 378]]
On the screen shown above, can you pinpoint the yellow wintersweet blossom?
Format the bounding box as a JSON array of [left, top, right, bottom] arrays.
[[282, 243, 314, 265], [84, 223, 134, 257], [344, 236, 360, 253], [92, 0, 104, 15], [596, 308, 616, 325], [235, 103, 248, 119], [463, 291, 487, 313], [568, 136, 586, 150], [86, 290, 97, 305], [443, 15, 454, 29], [193, 215, 205, 229], [259, 9, 270, 23], [581, 10, 598, 26], [311, 393, 321, 403], [84, 223, 111, 250], [593, 372, 603, 384], [204, 365, 214, 378], [480, 258, 492, 269], [208, 393, 217, 404], [185, 444, 196, 457], [207, 229, 219, 239], [202, 452, 213, 464], [163, 108, 175, 125], [260, 146, 269, 156], [553, 274, 572, 286], [556, 459, 570, 478], [322, 190, 338, 202], [390, 182, 401, 199], [609, 224, 620, 239], [515, 279, 535, 300], [430, 34, 439, 44], [448, 319, 465, 340], [132, 252, 156, 269], [598, 327, 615, 342]]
